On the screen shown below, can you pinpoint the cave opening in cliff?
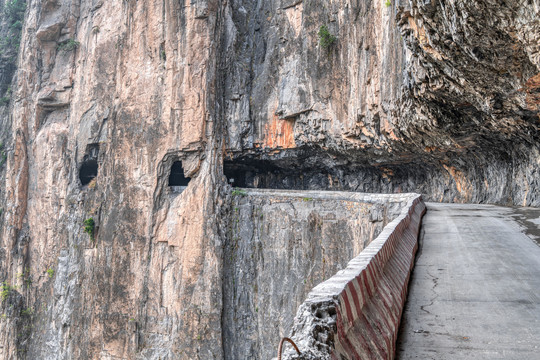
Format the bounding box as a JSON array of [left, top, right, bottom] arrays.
[[79, 160, 98, 186], [224, 160, 283, 188], [168, 161, 191, 186], [224, 159, 326, 190]]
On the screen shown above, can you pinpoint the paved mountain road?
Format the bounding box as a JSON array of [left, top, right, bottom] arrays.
[[396, 203, 540, 359]]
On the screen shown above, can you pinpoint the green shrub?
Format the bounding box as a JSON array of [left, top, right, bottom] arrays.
[[1, 282, 14, 301], [0, 0, 25, 53], [232, 188, 247, 197], [83, 218, 95, 241], [20, 307, 32, 317], [385, 0, 391, 7], [0, 86, 11, 106], [4, 0, 26, 22], [318, 25, 336, 49], [46, 268, 54, 278], [58, 39, 80, 52], [0, 142, 6, 167], [0, 0, 26, 99], [16, 268, 32, 288]]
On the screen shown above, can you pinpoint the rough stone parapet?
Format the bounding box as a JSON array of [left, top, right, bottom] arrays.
[[242, 188, 416, 204], [225, 189, 417, 359], [281, 194, 426, 360]]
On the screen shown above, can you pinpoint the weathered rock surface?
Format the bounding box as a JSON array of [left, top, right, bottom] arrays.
[[0, 0, 538, 359], [223, 0, 540, 206], [1, 0, 225, 358], [281, 194, 425, 360], [223, 189, 407, 360]]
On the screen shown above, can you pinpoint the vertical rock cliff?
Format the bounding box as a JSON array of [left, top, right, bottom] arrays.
[[1, 0, 226, 358], [222, 0, 540, 205], [0, 0, 538, 359]]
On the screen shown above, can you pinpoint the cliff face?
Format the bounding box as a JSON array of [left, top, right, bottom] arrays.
[[223, 190, 407, 360], [223, 0, 540, 205], [0, 0, 538, 359], [1, 0, 225, 358]]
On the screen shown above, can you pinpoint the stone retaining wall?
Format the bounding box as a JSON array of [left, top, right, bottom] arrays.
[[282, 195, 426, 360], [224, 189, 416, 360]]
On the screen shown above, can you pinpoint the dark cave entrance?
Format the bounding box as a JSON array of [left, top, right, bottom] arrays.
[[79, 160, 98, 186], [168, 161, 191, 186], [224, 159, 333, 190], [79, 143, 100, 187], [223, 161, 262, 188]]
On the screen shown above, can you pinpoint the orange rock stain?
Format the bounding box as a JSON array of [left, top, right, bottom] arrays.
[[263, 114, 296, 149]]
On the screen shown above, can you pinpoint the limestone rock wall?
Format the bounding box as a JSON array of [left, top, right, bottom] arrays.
[[222, 0, 540, 206], [222, 189, 408, 360], [1, 0, 226, 358], [282, 194, 425, 360], [0, 0, 538, 359]]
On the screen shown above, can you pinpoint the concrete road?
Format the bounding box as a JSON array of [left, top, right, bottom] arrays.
[[396, 203, 540, 360]]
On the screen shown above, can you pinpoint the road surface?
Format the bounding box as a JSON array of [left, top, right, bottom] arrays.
[[396, 203, 540, 359]]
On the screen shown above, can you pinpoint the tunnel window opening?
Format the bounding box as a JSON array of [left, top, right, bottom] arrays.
[[79, 160, 98, 186], [168, 161, 191, 186], [224, 161, 276, 188], [224, 160, 312, 190], [224, 164, 248, 188], [79, 143, 100, 187]]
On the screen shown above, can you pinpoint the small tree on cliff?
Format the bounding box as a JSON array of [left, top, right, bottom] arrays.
[[318, 25, 337, 49], [83, 218, 95, 242]]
